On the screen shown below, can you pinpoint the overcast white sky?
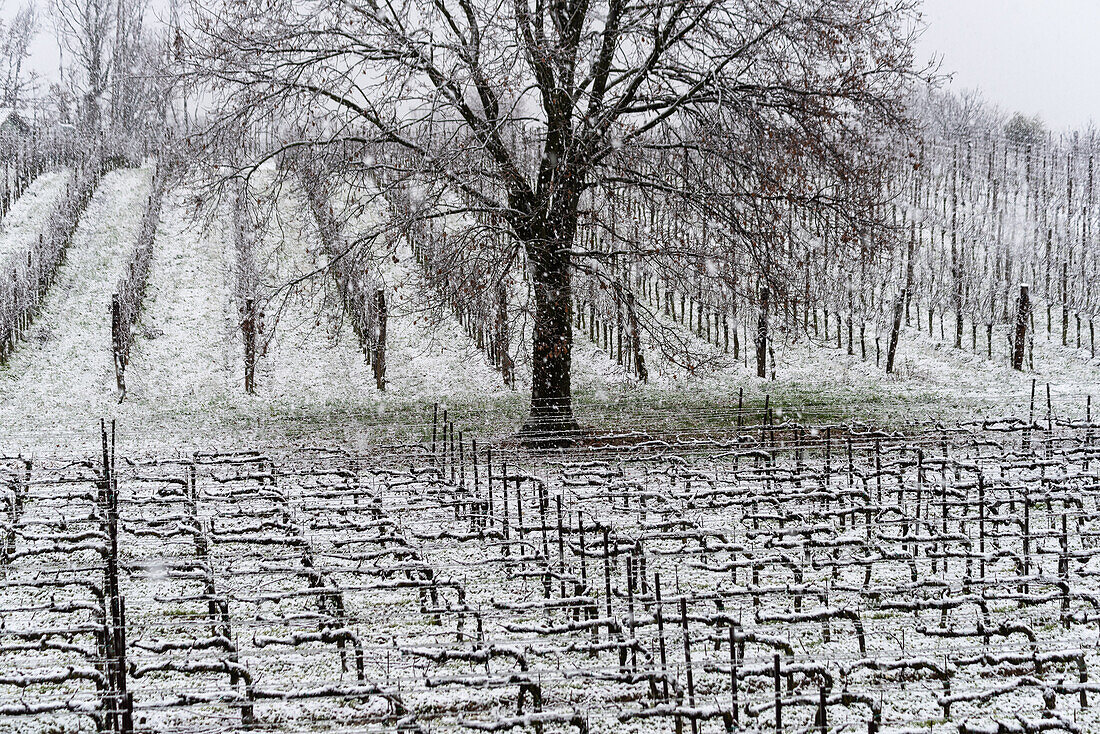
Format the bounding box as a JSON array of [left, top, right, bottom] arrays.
[[2, 0, 1097, 131], [916, 0, 1100, 131]]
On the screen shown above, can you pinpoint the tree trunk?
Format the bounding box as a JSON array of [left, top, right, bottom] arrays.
[[374, 288, 386, 391], [515, 117, 584, 443], [112, 293, 125, 397], [626, 292, 648, 382], [520, 237, 581, 444], [904, 224, 916, 325], [951, 148, 963, 349], [496, 282, 514, 387]]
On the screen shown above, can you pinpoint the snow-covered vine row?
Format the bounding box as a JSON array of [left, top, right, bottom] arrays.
[[0, 157, 105, 362], [296, 160, 388, 390], [111, 163, 168, 396]]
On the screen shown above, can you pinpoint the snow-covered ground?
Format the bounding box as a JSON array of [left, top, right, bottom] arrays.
[[0, 168, 150, 451], [627, 315, 1100, 432], [0, 167, 1099, 734], [0, 168, 72, 263], [0, 175, 523, 456], [0, 171, 1097, 459], [2, 420, 1096, 734], [114, 188, 241, 445]]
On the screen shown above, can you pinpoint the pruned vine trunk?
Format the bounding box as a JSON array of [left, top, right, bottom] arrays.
[[756, 286, 769, 379], [886, 288, 905, 374]]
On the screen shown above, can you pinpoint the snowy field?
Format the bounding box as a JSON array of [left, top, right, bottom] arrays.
[[0, 168, 150, 442], [0, 0, 1093, 730], [2, 172, 1100, 734], [0, 168, 72, 263], [2, 418, 1098, 734], [2, 172, 1099, 458]]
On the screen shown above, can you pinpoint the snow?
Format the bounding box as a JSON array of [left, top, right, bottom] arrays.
[[0, 163, 1095, 464], [0, 164, 1097, 734], [5, 424, 1095, 733], [0, 168, 71, 263], [0, 172, 523, 457], [0, 168, 150, 450]]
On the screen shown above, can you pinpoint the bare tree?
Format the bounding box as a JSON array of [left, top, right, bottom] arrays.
[[182, 0, 927, 442], [112, 23, 174, 157], [107, 0, 146, 132], [52, 0, 170, 158], [0, 4, 39, 108], [1004, 111, 1046, 148], [913, 86, 1008, 142], [51, 0, 113, 133]]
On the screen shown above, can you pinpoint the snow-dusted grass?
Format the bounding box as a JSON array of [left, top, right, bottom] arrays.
[[378, 251, 518, 399], [253, 183, 377, 403], [1, 172, 1098, 732], [117, 188, 241, 438], [528, 298, 1100, 439], [106, 180, 386, 454], [69, 177, 516, 456]]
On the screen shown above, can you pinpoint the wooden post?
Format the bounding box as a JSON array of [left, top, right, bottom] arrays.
[[1012, 285, 1030, 371], [978, 472, 986, 580], [243, 297, 256, 393], [111, 293, 125, 396], [101, 420, 132, 734], [601, 526, 613, 639], [654, 572, 669, 701], [555, 496, 566, 598], [431, 403, 438, 459], [679, 596, 697, 734], [497, 282, 514, 387], [625, 292, 647, 382], [728, 622, 739, 725], [1062, 261, 1069, 346], [773, 653, 783, 732], [374, 288, 387, 390]]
